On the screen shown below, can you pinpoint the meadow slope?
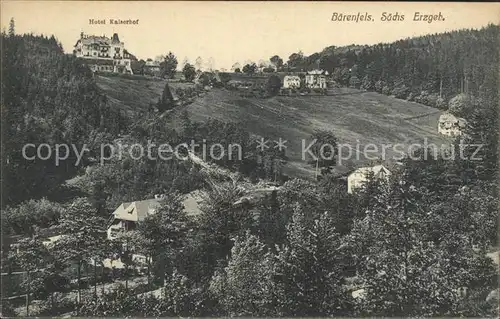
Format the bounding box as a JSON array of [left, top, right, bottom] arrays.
[[96, 75, 451, 179]]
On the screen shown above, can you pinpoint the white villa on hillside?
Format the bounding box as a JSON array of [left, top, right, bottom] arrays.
[[347, 165, 391, 194], [305, 69, 327, 89], [283, 75, 301, 89], [144, 59, 161, 76], [73, 32, 135, 74], [438, 112, 467, 137]]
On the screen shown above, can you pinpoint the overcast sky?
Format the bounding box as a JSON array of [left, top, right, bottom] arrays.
[[2, 1, 499, 69]]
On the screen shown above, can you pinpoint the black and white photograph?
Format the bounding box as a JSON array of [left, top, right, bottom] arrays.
[[1, 1, 499, 317]]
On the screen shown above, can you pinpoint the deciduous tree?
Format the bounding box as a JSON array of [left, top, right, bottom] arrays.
[[9, 237, 50, 316], [242, 63, 257, 75], [307, 130, 338, 178], [209, 232, 277, 316], [51, 198, 107, 306], [270, 55, 283, 70], [182, 63, 196, 82], [160, 52, 178, 79], [138, 194, 191, 286]]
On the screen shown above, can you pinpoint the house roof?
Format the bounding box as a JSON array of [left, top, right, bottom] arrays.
[[439, 112, 467, 128], [439, 112, 466, 123], [123, 49, 137, 60], [439, 112, 458, 122], [181, 190, 205, 215], [81, 36, 112, 46], [42, 234, 65, 247], [349, 165, 391, 178], [75, 33, 123, 48], [307, 69, 325, 75], [111, 33, 120, 43], [112, 199, 161, 222], [111, 191, 206, 223]]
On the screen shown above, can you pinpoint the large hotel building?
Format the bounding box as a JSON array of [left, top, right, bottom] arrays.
[[73, 32, 136, 74]]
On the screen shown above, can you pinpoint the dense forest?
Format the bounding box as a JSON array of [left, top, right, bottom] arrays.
[[1, 32, 128, 206], [1, 22, 498, 317]]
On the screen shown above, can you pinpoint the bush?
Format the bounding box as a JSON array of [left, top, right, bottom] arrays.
[[448, 93, 472, 116], [313, 88, 326, 94], [435, 96, 446, 109], [3, 198, 64, 235], [349, 75, 361, 89], [382, 85, 392, 95], [266, 75, 282, 96], [361, 76, 374, 91], [40, 292, 76, 316], [175, 88, 185, 99], [391, 84, 410, 99], [78, 274, 210, 317], [257, 88, 271, 98], [426, 93, 440, 107], [24, 269, 70, 299], [374, 80, 385, 93], [1, 300, 16, 317], [219, 73, 232, 84], [413, 91, 440, 107], [300, 87, 311, 94], [414, 90, 429, 105]]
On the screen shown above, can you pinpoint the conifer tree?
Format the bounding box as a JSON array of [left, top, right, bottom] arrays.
[[157, 82, 175, 112], [8, 18, 15, 37], [274, 205, 348, 316]]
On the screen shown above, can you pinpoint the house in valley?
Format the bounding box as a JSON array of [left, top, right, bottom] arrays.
[[107, 191, 205, 240], [305, 69, 327, 89], [438, 112, 467, 137], [73, 32, 135, 74], [282, 75, 301, 89], [42, 234, 65, 247], [347, 164, 391, 194], [107, 198, 161, 240]]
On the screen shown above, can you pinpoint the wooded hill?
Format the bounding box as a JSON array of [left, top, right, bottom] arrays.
[[1, 33, 128, 206], [296, 24, 499, 109]]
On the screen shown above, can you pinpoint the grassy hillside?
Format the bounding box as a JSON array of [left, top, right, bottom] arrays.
[[95, 74, 193, 117], [96, 75, 450, 178]]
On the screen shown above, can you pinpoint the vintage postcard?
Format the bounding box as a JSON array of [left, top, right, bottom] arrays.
[[1, 1, 499, 317]]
